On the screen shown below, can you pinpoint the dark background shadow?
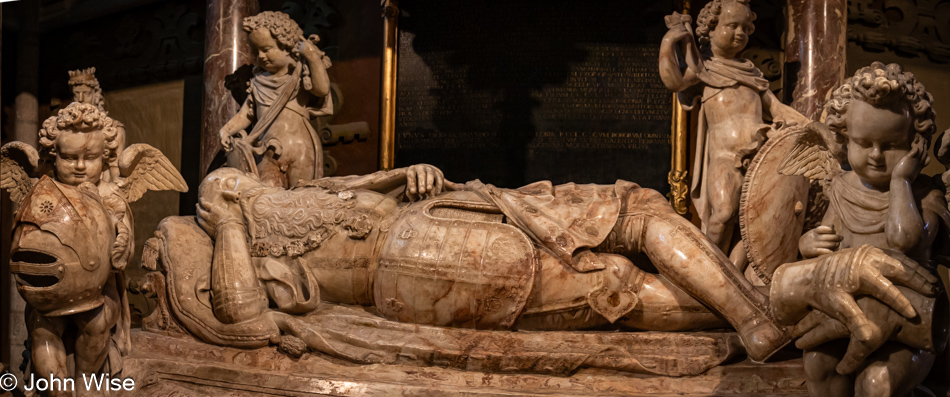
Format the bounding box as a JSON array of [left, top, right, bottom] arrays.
[[395, 0, 674, 190]]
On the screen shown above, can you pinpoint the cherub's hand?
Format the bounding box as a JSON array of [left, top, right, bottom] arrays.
[[297, 35, 323, 62], [892, 135, 929, 182], [405, 164, 445, 201], [771, 245, 937, 344], [799, 225, 843, 258], [662, 19, 692, 44], [219, 128, 235, 151]]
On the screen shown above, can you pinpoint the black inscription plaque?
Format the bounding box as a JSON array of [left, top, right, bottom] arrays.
[[395, 0, 673, 192]]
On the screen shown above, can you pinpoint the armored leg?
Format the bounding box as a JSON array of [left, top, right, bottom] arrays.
[[601, 187, 786, 361], [516, 249, 727, 331]]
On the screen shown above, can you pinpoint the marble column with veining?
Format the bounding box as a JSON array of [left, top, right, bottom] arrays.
[[200, 0, 259, 177], [785, 0, 847, 120]]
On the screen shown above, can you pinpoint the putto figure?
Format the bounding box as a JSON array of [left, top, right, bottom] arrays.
[[219, 11, 333, 188], [658, 0, 809, 268], [1, 102, 187, 395], [783, 62, 948, 397], [67, 67, 126, 180]]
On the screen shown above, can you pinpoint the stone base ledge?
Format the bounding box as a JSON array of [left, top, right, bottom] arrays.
[[123, 330, 807, 396]]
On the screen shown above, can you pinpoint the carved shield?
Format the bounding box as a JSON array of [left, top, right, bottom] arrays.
[[739, 126, 810, 284], [375, 196, 537, 330]]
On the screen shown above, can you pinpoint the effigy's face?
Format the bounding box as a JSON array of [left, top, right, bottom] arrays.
[[71, 84, 95, 106], [845, 99, 914, 189], [54, 130, 105, 186], [710, 3, 754, 56], [249, 28, 293, 74]]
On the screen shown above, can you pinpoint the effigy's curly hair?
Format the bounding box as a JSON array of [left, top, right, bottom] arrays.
[[824, 61, 936, 164], [695, 0, 756, 53], [38, 102, 121, 164], [243, 11, 302, 56]]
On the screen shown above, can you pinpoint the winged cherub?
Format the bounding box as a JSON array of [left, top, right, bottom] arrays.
[[781, 62, 947, 397], [0, 102, 187, 393], [67, 67, 127, 181]]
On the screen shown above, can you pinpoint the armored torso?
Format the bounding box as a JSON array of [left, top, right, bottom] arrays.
[[241, 182, 399, 306]]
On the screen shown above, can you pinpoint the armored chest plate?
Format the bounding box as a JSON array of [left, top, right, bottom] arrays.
[[375, 196, 537, 330]]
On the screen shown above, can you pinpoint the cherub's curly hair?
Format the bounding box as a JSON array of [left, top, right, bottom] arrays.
[[243, 11, 302, 57], [38, 102, 121, 165], [695, 0, 756, 53], [823, 62, 936, 164]]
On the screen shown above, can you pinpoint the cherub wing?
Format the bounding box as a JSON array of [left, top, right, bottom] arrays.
[[1, 141, 40, 204], [778, 122, 844, 229], [778, 121, 843, 191], [117, 144, 188, 203]]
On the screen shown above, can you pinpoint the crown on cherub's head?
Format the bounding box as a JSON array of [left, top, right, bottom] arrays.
[[68, 67, 100, 89]]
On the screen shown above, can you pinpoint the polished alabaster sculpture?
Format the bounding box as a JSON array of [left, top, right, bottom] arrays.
[[136, 158, 940, 388], [778, 62, 948, 396], [658, 0, 810, 269], [67, 67, 127, 182], [0, 102, 187, 396], [218, 11, 333, 188]]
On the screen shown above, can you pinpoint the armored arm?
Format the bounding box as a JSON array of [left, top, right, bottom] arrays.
[[196, 178, 267, 324], [318, 164, 452, 200]]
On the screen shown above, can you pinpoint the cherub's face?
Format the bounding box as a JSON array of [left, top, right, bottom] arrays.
[[845, 99, 914, 190], [54, 131, 105, 186], [72, 84, 94, 105], [710, 2, 754, 58], [249, 28, 293, 75]]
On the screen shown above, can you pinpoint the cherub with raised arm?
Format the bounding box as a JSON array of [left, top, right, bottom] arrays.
[[218, 11, 333, 188], [782, 62, 948, 396], [0, 102, 187, 395], [67, 67, 126, 180], [659, 0, 809, 267]]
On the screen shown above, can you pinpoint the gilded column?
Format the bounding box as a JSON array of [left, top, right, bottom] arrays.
[[785, 0, 847, 120], [200, 0, 259, 177], [379, 0, 399, 170]]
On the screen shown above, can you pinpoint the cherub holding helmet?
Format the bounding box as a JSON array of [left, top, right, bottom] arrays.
[[0, 102, 187, 394]]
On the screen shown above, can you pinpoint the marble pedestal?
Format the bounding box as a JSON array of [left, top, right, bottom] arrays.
[[123, 331, 807, 396]]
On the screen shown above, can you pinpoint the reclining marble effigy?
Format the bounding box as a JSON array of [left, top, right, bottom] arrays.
[[136, 160, 942, 382]]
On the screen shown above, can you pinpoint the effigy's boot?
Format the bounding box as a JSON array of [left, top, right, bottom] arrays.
[[603, 187, 788, 361]]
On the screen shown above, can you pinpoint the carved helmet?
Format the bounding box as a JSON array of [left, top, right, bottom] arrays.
[[10, 176, 115, 316]]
